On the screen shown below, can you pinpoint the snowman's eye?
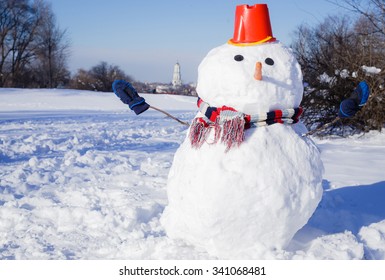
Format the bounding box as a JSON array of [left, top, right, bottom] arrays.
[[265, 58, 274, 66], [234, 55, 244, 62]]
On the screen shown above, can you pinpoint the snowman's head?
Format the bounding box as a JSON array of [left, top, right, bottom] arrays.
[[196, 41, 303, 115]]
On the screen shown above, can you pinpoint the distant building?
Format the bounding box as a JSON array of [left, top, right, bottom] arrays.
[[137, 61, 196, 95], [172, 62, 182, 87]]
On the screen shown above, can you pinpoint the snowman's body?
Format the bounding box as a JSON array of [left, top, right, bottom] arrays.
[[161, 42, 323, 259]]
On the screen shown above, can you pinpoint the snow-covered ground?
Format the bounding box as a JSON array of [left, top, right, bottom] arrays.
[[1, 88, 384, 260]]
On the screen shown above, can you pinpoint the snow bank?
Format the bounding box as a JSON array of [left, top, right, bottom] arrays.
[[0, 88, 196, 112]]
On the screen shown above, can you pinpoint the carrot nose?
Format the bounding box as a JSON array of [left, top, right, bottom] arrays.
[[254, 62, 262, 81]]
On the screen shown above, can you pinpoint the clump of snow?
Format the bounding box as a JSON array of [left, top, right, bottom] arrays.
[[300, 231, 364, 259], [335, 69, 350, 79], [359, 220, 385, 259], [319, 65, 382, 81], [362, 65, 382, 75], [318, 72, 336, 86]]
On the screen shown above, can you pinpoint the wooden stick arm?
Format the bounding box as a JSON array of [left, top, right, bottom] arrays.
[[149, 105, 190, 126], [302, 117, 340, 137]]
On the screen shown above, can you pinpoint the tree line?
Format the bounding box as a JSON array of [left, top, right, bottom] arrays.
[[1, 0, 384, 133]]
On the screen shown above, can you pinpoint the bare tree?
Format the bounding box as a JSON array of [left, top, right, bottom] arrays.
[[292, 14, 385, 135], [0, 0, 44, 87], [70, 68, 93, 90], [0, 0, 14, 86], [71, 62, 133, 92], [330, 0, 385, 36], [0, 0, 70, 88], [33, 2, 70, 88], [354, 17, 385, 132]]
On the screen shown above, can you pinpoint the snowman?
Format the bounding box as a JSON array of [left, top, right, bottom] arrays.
[[161, 4, 323, 259]]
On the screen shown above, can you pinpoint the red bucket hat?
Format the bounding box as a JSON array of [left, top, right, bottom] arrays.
[[228, 4, 276, 46]]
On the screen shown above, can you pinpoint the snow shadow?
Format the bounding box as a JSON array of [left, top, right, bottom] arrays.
[[307, 180, 385, 235]]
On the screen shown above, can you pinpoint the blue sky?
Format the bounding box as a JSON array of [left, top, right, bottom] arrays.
[[49, 0, 347, 83]]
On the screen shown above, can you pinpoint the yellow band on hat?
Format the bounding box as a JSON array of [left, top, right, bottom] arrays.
[[227, 36, 276, 47]]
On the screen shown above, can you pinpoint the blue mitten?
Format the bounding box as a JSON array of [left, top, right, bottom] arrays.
[[112, 80, 150, 115], [338, 81, 370, 118]]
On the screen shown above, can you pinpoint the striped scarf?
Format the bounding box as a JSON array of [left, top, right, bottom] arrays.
[[189, 98, 303, 151]]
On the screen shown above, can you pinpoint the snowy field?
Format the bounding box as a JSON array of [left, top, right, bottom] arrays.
[[0, 88, 384, 260]]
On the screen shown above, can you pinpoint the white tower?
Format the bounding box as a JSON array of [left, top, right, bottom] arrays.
[[172, 62, 182, 87]]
